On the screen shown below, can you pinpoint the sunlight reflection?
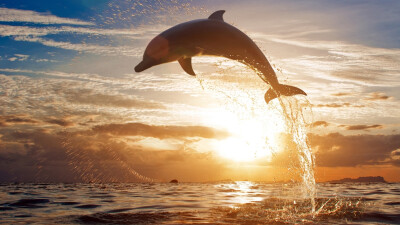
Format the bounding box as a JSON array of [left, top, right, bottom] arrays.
[[217, 181, 263, 205]]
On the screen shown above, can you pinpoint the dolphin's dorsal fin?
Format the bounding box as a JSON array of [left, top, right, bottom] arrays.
[[178, 58, 196, 76], [208, 10, 225, 21]]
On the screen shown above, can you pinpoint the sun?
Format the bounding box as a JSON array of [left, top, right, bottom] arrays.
[[204, 102, 286, 162], [193, 58, 288, 163]]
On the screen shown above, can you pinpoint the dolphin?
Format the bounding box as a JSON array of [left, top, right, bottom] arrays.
[[135, 10, 306, 103]]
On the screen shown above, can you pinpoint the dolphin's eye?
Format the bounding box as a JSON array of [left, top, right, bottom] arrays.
[[146, 36, 169, 60]]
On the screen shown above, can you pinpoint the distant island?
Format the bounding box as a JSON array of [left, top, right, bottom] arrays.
[[328, 176, 386, 183]]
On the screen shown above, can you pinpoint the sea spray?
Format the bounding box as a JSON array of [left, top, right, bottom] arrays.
[[61, 131, 154, 183]]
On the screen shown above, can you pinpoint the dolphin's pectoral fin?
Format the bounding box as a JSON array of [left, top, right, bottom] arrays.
[[178, 58, 196, 76], [208, 10, 225, 21]]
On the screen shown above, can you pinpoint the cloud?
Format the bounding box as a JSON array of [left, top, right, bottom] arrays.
[[0, 114, 75, 127], [340, 124, 383, 131], [331, 92, 353, 97], [0, 24, 161, 39], [7, 54, 29, 62], [364, 92, 393, 101], [12, 36, 141, 57], [0, 68, 128, 84], [313, 103, 364, 108], [0, 115, 39, 126], [311, 121, 330, 127], [64, 89, 165, 109], [92, 123, 229, 140], [310, 132, 400, 167], [45, 118, 74, 127], [0, 7, 93, 25], [392, 149, 400, 157]]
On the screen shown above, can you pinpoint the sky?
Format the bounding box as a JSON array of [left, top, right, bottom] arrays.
[[0, 0, 399, 183]]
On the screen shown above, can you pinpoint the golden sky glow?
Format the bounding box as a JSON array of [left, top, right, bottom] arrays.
[[0, 0, 400, 183]]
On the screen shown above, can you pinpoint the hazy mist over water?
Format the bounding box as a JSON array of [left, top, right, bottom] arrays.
[[1, 182, 399, 224]]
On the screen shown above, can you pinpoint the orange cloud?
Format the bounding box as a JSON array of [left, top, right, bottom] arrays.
[[364, 92, 393, 101], [340, 124, 383, 131], [313, 103, 364, 108], [331, 92, 353, 97], [92, 123, 229, 139], [65, 89, 165, 109], [0, 115, 39, 126], [311, 121, 330, 127], [45, 118, 74, 127], [310, 132, 400, 167]]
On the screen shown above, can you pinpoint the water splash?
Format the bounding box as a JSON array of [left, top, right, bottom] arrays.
[[211, 196, 367, 224], [277, 97, 316, 214], [194, 57, 316, 213]]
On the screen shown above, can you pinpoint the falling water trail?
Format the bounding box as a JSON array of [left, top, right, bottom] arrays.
[[255, 60, 316, 215], [276, 96, 316, 215]]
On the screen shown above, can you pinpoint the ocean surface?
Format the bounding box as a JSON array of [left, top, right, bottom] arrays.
[[0, 182, 399, 224]]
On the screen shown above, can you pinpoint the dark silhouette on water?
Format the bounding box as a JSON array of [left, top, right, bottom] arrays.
[[135, 10, 306, 104], [170, 179, 178, 183]]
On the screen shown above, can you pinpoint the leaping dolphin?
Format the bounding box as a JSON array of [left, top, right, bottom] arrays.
[[135, 10, 306, 103]]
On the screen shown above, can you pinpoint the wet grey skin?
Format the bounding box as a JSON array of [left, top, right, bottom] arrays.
[[135, 10, 306, 103]]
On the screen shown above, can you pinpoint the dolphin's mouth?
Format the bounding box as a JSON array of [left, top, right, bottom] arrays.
[[134, 59, 154, 72]]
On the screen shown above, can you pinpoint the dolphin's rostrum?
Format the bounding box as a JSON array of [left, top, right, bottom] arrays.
[[135, 10, 306, 103]]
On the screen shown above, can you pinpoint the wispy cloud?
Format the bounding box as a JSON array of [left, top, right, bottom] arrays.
[[65, 89, 165, 109], [45, 117, 74, 127], [340, 124, 383, 131], [0, 24, 162, 38], [6, 54, 29, 62], [12, 35, 141, 57], [0, 114, 39, 127], [364, 92, 393, 101], [0, 7, 93, 25], [313, 103, 364, 108], [92, 122, 229, 140], [311, 121, 330, 128], [331, 92, 353, 97]]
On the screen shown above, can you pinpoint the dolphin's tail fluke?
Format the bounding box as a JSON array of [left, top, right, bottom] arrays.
[[264, 84, 307, 104]]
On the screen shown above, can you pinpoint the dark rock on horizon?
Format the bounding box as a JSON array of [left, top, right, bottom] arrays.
[[328, 176, 386, 183], [169, 179, 178, 183]]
